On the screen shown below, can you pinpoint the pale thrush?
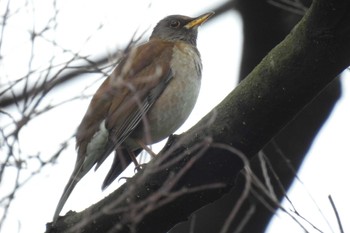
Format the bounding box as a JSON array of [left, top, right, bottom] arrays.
[[53, 12, 214, 222]]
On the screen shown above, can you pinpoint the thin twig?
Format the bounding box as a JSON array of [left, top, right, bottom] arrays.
[[328, 195, 344, 233]]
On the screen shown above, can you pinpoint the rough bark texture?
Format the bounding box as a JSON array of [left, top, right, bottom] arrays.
[[170, 0, 341, 232], [46, 0, 350, 232]]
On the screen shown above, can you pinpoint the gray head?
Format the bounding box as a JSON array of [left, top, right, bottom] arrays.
[[150, 12, 214, 46]]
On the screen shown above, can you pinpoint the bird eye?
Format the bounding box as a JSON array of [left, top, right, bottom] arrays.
[[169, 20, 180, 28]]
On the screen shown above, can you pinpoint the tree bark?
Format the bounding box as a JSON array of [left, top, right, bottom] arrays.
[[46, 0, 350, 232], [172, 1, 341, 232]]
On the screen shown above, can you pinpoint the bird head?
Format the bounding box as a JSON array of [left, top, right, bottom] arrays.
[[150, 12, 214, 46]]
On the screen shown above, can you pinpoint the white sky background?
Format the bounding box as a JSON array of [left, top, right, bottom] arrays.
[[0, 0, 349, 232]]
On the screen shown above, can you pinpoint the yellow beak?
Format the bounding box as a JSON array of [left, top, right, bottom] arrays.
[[184, 12, 215, 29]]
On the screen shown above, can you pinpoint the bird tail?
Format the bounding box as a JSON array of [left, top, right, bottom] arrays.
[[52, 159, 89, 223], [101, 148, 142, 190], [52, 138, 116, 223]]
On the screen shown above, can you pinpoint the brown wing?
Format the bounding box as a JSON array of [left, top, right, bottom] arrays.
[[76, 39, 174, 161], [105, 40, 175, 145], [53, 39, 174, 222]]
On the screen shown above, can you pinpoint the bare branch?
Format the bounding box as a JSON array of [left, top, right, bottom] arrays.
[[328, 195, 344, 233]]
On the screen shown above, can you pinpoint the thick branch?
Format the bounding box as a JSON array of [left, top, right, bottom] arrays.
[[47, 0, 350, 232]]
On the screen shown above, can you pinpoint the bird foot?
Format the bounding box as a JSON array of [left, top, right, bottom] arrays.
[[117, 163, 147, 182], [118, 176, 132, 182], [134, 163, 147, 172]]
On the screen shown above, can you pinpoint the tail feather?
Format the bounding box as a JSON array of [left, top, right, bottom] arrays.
[[52, 155, 96, 223], [52, 143, 141, 222], [101, 148, 142, 190], [53, 164, 83, 223]]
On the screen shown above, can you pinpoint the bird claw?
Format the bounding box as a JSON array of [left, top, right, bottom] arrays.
[[134, 163, 147, 172], [118, 164, 147, 182], [118, 176, 132, 182]]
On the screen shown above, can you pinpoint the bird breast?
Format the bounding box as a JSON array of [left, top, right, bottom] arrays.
[[131, 42, 202, 145]]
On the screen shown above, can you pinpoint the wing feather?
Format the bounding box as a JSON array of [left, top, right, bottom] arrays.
[[53, 39, 174, 222]]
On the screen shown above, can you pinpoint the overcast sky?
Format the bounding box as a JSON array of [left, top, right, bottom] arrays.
[[1, 0, 349, 233]]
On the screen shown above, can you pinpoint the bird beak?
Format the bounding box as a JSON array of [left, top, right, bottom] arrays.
[[184, 12, 215, 29]]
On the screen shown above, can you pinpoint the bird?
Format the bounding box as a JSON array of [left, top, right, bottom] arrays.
[[52, 12, 214, 223]]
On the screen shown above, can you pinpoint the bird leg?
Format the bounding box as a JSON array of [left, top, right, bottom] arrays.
[[128, 148, 142, 172], [135, 139, 157, 158], [130, 140, 157, 173]]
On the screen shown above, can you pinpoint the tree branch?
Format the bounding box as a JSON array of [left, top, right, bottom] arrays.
[[0, 3, 234, 109]]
